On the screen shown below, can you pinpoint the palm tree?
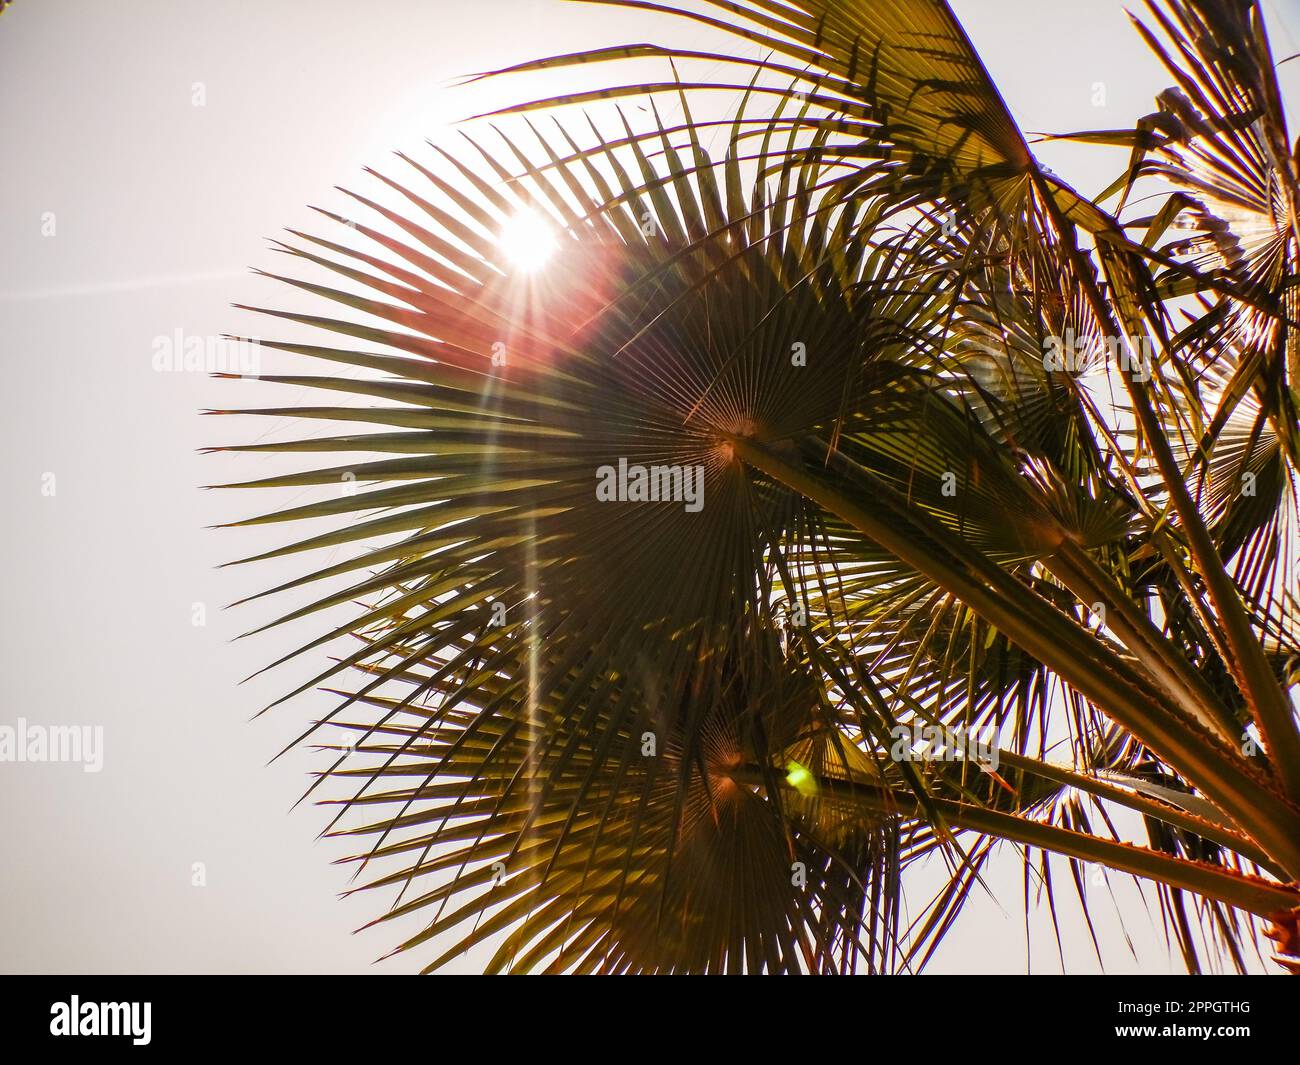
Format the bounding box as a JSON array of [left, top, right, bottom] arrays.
[[212, 0, 1300, 973]]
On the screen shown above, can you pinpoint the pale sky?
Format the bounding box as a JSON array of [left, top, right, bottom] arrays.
[[2, 0, 1298, 974]]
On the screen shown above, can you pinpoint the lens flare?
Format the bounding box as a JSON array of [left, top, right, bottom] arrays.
[[498, 209, 558, 273]]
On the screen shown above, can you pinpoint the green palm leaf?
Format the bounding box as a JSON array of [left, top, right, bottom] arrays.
[[216, 0, 1300, 973]]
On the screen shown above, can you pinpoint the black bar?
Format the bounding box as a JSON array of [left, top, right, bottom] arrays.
[[0, 975, 1290, 1051]]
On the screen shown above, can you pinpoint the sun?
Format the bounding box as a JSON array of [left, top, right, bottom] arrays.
[[498, 209, 559, 273]]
